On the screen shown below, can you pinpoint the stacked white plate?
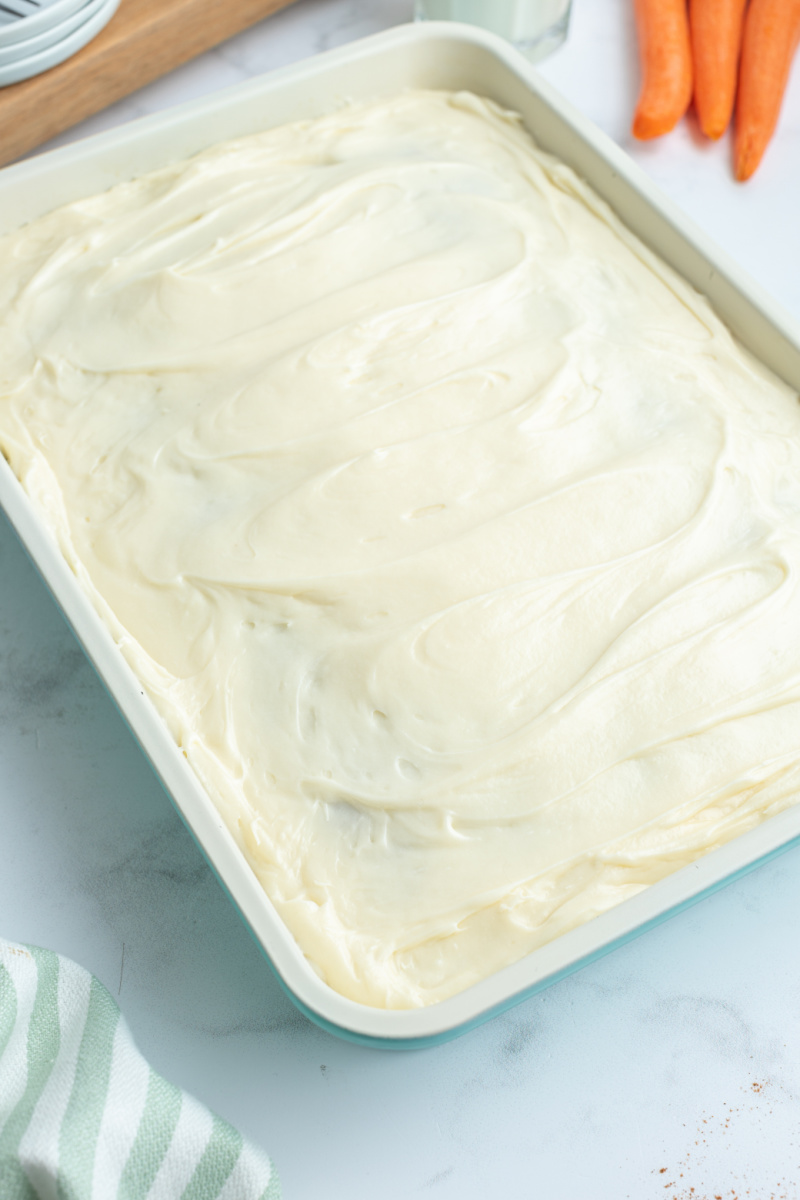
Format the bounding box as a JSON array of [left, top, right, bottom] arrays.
[[0, 0, 119, 86]]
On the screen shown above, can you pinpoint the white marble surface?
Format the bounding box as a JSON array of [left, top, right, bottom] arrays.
[[3, 2, 800, 1197]]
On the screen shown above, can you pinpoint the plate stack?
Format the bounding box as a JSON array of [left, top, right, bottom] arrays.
[[0, 0, 119, 86]]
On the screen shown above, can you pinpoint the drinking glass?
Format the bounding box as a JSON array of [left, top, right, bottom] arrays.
[[414, 0, 573, 64]]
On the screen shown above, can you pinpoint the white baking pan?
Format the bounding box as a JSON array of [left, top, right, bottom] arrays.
[[2, 22, 800, 1047]]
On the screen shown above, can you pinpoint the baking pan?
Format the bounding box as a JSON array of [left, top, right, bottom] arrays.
[[2, 22, 800, 1048]]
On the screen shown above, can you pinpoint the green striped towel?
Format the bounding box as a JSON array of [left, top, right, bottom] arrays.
[[0, 939, 280, 1200]]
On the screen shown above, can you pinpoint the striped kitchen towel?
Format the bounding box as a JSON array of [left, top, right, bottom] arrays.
[[0, 939, 280, 1200]]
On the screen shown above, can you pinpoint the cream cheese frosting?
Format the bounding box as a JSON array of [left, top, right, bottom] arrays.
[[2, 91, 800, 1008]]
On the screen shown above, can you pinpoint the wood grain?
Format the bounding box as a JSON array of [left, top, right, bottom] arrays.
[[0, 0, 297, 166]]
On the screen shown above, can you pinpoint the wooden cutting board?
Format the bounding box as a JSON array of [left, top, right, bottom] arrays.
[[0, 0, 297, 167]]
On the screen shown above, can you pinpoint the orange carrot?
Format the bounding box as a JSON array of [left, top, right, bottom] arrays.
[[632, 0, 693, 139], [690, 0, 747, 139], [735, 0, 800, 180]]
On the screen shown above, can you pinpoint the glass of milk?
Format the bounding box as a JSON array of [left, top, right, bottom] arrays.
[[414, 0, 572, 63]]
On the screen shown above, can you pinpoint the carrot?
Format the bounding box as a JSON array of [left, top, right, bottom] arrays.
[[735, 0, 800, 180], [632, 0, 693, 139], [690, 0, 747, 139]]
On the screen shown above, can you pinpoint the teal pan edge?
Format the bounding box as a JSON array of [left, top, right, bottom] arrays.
[[228, 827, 800, 1050]]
